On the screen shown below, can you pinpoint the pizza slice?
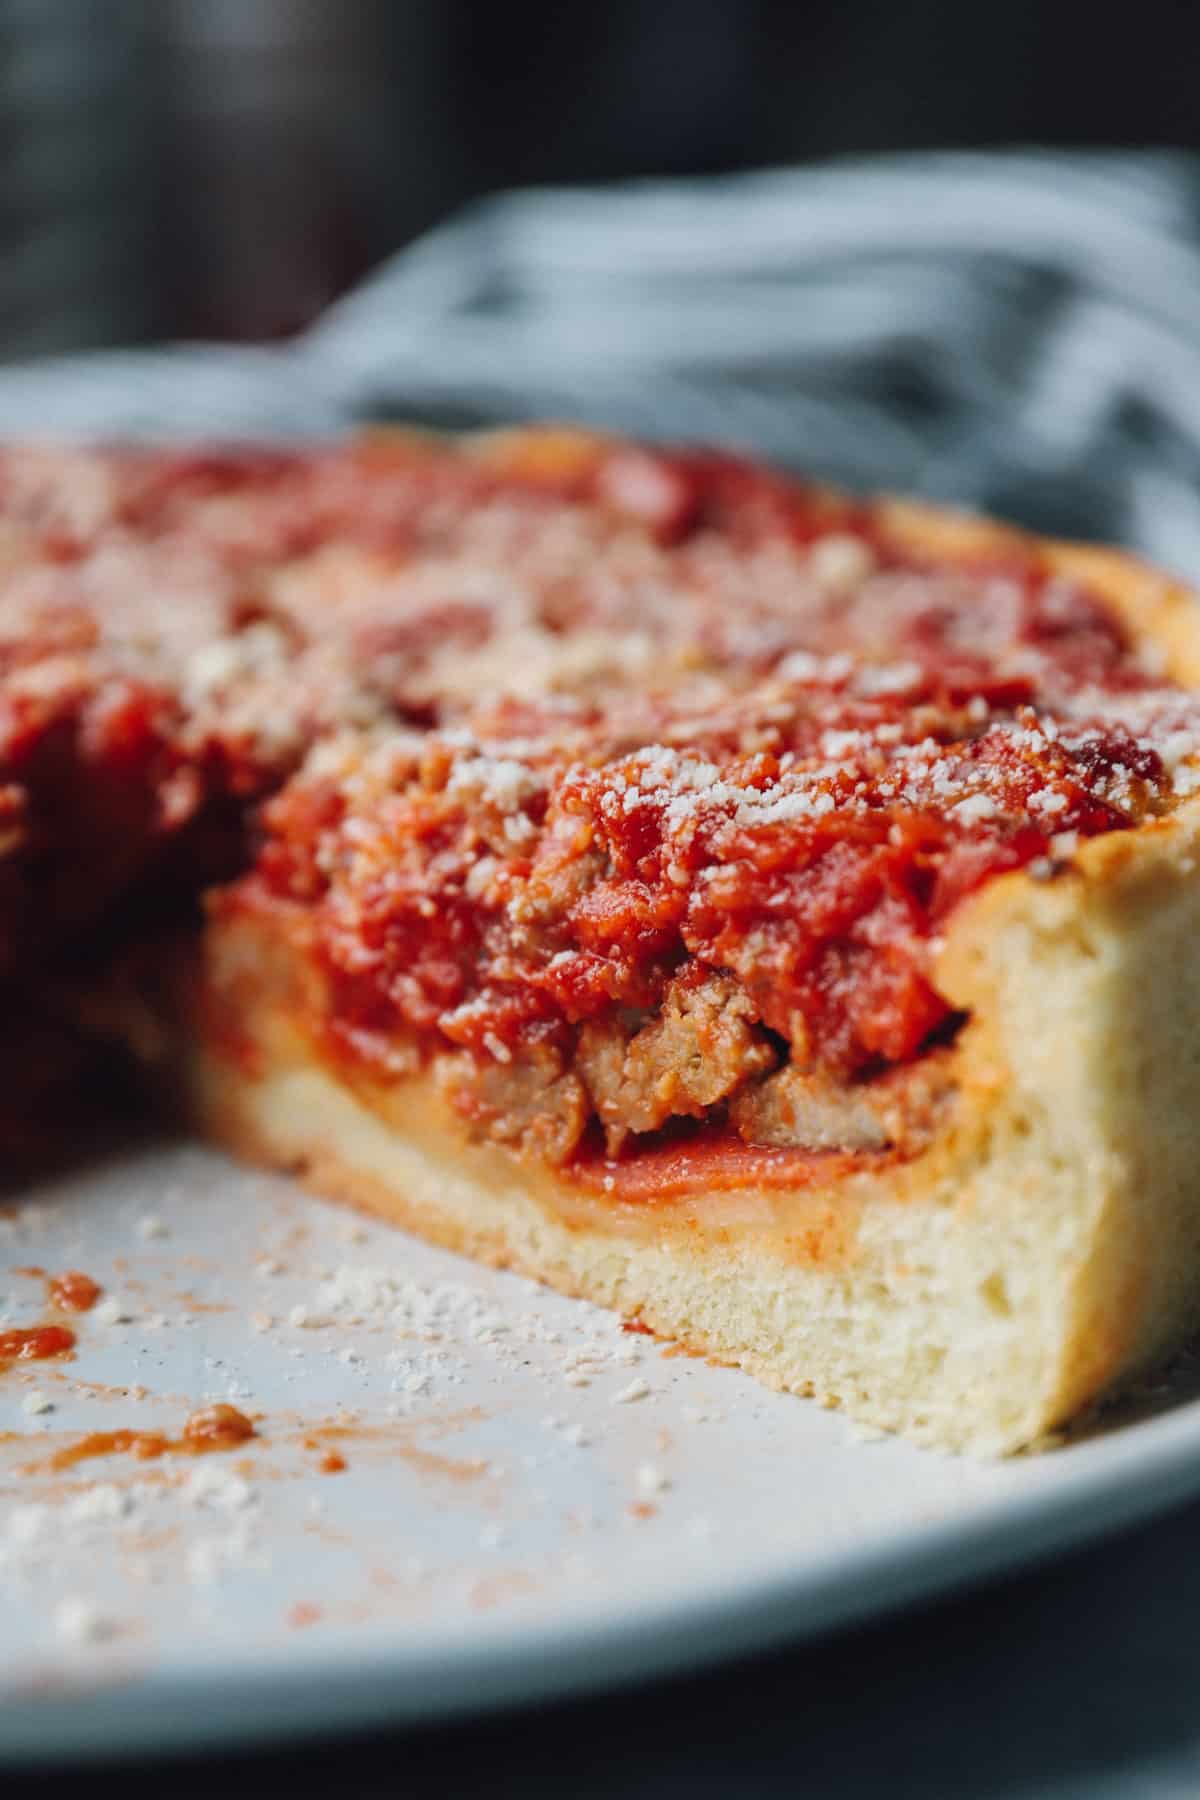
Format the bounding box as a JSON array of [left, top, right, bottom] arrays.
[[5, 428, 1200, 1452]]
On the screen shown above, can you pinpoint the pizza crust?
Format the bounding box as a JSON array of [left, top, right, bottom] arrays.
[[875, 496, 1200, 686]]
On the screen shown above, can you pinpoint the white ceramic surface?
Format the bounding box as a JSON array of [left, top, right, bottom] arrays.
[[2, 1137, 1199, 1763]]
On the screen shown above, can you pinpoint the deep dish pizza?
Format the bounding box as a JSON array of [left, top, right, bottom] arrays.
[[5, 426, 1200, 1452]]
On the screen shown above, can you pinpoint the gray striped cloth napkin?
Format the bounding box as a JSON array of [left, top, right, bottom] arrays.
[[3, 150, 1200, 577]]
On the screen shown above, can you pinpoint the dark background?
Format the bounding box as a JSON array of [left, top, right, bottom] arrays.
[[6, 0, 1200, 357]]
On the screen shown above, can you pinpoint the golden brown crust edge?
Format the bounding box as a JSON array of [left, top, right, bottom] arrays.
[[464, 424, 1200, 684], [882, 493, 1200, 1424], [879, 489, 1200, 1442], [875, 495, 1200, 686]]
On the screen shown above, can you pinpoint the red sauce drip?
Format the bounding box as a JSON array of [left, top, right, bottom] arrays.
[[47, 1404, 256, 1473], [48, 1270, 102, 1313], [319, 1450, 348, 1474], [180, 1403, 257, 1451], [0, 1324, 75, 1364], [49, 1430, 171, 1470]]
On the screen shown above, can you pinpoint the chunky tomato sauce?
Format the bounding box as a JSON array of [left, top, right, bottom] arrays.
[[47, 1270, 102, 1313], [0, 435, 870, 986], [251, 651, 1199, 1097], [3, 430, 1200, 1160], [0, 1324, 75, 1365]]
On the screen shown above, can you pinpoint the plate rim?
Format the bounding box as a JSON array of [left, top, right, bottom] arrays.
[[5, 1387, 1200, 1765]]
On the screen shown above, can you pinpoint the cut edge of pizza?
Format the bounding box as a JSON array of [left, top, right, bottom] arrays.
[[181, 811, 1200, 1455], [178, 491, 1200, 1456]]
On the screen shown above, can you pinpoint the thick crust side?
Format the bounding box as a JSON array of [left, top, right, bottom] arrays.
[[878, 494, 1200, 1426], [183, 786, 1200, 1454], [932, 797, 1200, 1433]]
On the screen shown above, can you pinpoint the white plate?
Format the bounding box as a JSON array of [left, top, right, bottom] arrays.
[[3, 1137, 1200, 1764]]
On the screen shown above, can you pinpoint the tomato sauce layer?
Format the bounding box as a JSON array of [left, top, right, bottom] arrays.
[[250, 657, 1200, 1101], [4, 431, 1200, 1157]]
